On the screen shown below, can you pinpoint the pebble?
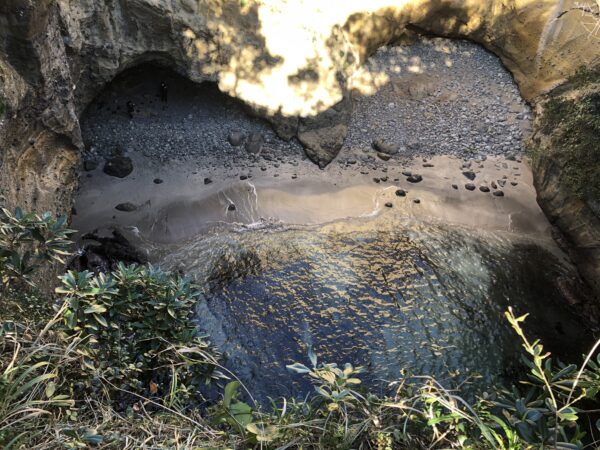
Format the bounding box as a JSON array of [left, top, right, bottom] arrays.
[[479, 186, 490, 193], [153, 178, 163, 184], [493, 190, 505, 197], [204, 177, 213, 184], [465, 183, 476, 191], [395, 189, 407, 197], [385, 202, 393, 208], [407, 174, 423, 183]]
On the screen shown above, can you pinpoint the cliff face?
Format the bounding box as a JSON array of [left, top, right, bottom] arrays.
[[532, 72, 600, 298], [0, 0, 599, 296]]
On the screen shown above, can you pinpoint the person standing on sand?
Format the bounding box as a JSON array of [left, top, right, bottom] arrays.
[[160, 81, 168, 103], [126, 101, 135, 119]]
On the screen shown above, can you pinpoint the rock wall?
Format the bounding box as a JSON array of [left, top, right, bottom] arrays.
[[532, 72, 600, 299], [0, 0, 599, 295]]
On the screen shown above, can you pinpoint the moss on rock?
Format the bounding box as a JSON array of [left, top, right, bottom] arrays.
[[569, 65, 600, 90], [536, 71, 600, 204]]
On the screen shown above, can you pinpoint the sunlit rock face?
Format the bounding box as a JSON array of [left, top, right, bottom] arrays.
[[0, 0, 599, 294]]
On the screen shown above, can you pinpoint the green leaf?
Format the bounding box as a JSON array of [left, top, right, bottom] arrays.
[[229, 401, 253, 426], [286, 362, 311, 374], [427, 414, 461, 426], [557, 407, 578, 422], [45, 381, 56, 398], [223, 381, 240, 408], [94, 314, 108, 327], [16, 373, 56, 397], [84, 304, 108, 314]]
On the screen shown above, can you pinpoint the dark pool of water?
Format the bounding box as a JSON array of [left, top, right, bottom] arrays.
[[161, 219, 590, 401]]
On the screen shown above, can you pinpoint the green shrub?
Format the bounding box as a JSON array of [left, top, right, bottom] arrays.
[[0, 208, 73, 290], [55, 263, 221, 407], [569, 65, 600, 89]]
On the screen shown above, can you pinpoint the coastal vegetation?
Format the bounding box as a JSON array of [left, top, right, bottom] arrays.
[[2, 208, 600, 449]]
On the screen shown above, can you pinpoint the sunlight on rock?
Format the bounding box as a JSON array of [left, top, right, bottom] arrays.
[[176, 0, 600, 118]]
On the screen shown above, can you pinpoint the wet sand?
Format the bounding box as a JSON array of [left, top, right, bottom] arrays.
[[73, 151, 552, 245]]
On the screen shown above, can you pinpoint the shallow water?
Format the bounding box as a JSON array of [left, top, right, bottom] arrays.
[[158, 217, 588, 401]]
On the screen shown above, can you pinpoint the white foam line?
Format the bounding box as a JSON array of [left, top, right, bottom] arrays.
[[360, 185, 398, 218]]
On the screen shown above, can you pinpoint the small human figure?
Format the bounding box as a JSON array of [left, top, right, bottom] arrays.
[[160, 81, 168, 103], [126, 101, 135, 119]]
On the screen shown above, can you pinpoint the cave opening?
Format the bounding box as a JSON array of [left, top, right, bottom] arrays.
[[4, 0, 600, 446], [72, 38, 593, 401]]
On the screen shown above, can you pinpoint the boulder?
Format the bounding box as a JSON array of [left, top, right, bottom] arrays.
[[228, 131, 245, 147], [372, 138, 399, 155]]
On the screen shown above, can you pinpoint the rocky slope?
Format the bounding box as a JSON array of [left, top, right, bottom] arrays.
[[0, 0, 599, 297]]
